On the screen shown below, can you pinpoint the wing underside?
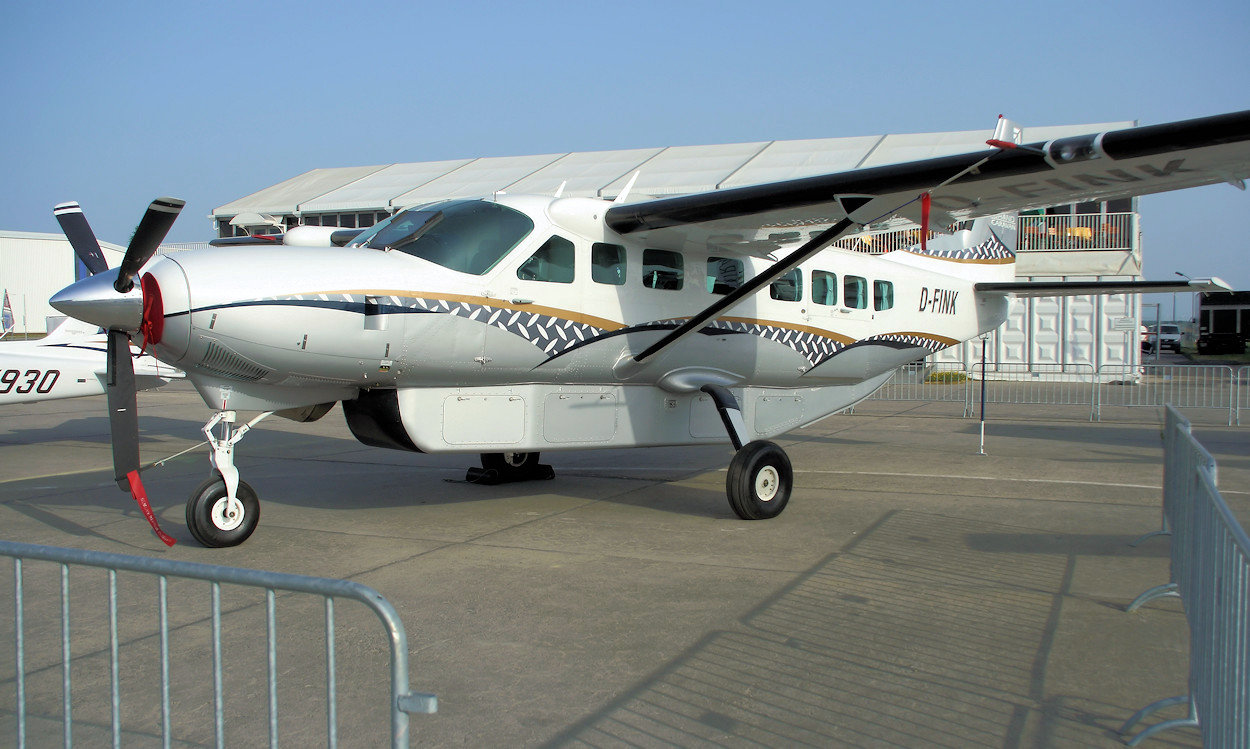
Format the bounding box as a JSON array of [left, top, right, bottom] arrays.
[[604, 110, 1250, 253]]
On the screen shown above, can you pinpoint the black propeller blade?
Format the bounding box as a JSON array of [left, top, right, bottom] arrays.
[[114, 197, 185, 293], [105, 329, 141, 487], [53, 202, 109, 275]]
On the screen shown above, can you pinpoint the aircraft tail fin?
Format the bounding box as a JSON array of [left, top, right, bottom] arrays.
[[43, 316, 102, 342]]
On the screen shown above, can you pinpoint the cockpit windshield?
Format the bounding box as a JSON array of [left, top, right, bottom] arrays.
[[350, 200, 534, 275]]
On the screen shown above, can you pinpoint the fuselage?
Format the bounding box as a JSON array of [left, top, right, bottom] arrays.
[[59, 194, 1012, 416]]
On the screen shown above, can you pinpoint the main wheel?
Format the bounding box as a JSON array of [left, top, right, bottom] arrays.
[[726, 440, 792, 520], [481, 452, 541, 480], [185, 477, 260, 548]]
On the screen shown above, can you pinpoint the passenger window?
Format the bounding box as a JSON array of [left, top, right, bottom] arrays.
[[592, 243, 626, 285], [770, 268, 802, 302], [642, 249, 683, 290], [812, 270, 837, 306], [874, 280, 894, 311], [706, 256, 744, 294], [517, 235, 575, 283], [844, 275, 867, 309]]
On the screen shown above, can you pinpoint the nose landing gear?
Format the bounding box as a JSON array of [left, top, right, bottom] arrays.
[[185, 410, 271, 547]]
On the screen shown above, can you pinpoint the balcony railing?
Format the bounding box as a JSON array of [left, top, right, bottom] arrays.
[[832, 212, 1137, 255], [1018, 212, 1137, 252]]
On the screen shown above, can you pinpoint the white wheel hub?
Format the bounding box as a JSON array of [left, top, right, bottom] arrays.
[[755, 466, 780, 502], [211, 496, 245, 531]]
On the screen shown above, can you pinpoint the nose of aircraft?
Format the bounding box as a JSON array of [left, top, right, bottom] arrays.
[[50, 270, 144, 331]]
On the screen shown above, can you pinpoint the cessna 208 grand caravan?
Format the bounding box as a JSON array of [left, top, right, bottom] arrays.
[[50, 110, 1250, 547]]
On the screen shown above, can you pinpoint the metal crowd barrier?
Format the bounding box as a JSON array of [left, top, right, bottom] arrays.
[[969, 363, 1096, 411], [2, 541, 436, 748], [1119, 406, 1249, 746], [868, 362, 1247, 426], [867, 362, 969, 404], [1096, 364, 1237, 426]]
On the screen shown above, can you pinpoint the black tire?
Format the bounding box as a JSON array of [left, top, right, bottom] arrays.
[[725, 440, 792, 520], [480, 452, 541, 479], [185, 477, 260, 548]]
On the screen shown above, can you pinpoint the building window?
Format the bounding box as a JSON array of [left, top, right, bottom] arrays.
[[339, 214, 356, 229], [812, 270, 837, 305], [707, 256, 743, 294], [518, 235, 575, 283], [592, 243, 626, 285], [770, 268, 802, 302], [642, 249, 683, 290]]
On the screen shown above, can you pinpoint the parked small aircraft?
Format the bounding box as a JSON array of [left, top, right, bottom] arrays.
[[0, 317, 178, 405], [50, 110, 1250, 547], [0, 203, 180, 406]]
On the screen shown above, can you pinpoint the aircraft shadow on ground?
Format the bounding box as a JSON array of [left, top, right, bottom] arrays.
[[1, 431, 741, 544], [541, 509, 1178, 748]]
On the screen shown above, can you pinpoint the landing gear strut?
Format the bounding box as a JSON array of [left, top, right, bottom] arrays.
[[702, 384, 794, 519], [185, 410, 271, 547]]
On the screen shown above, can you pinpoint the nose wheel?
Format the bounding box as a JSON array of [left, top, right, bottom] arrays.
[[186, 476, 260, 547], [185, 409, 272, 547]]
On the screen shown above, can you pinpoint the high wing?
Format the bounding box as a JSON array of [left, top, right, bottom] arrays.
[[604, 109, 1250, 252], [606, 109, 1250, 365]]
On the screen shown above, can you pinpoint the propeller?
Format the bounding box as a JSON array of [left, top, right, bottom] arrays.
[[53, 202, 109, 275], [115, 197, 185, 293], [52, 198, 185, 546]]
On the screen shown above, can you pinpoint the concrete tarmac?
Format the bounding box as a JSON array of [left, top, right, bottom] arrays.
[[1, 383, 1247, 747]]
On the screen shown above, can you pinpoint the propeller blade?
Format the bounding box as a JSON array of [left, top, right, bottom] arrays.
[[106, 329, 140, 487], [115, 197, 185, 293], [53, 202, 109, 275]]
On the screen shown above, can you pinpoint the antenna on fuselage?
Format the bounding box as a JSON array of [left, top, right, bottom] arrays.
[[553, 180, 567, 198]]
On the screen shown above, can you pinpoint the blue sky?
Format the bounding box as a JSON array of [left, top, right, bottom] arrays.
[[2, 0, 1247, 303]]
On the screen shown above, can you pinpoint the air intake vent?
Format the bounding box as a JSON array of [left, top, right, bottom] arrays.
[[198, 339, 272, 382]]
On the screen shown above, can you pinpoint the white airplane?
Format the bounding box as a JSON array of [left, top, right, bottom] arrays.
[[0, 317, 179, 405], [0, 203, 180, 406], [49, 110, 1250, 547]]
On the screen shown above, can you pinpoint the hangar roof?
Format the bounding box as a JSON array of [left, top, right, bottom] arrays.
[[213, 121, 1135, 220]]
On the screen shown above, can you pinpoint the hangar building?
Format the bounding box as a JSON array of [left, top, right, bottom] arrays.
[[0, 231, 126, 335], [211, 120, 1145, 372]]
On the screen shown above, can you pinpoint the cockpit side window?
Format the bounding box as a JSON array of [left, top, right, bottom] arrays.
[[351, 200, 534, 275], [592, 243, 627, 285], [518, 236, 575, 283]]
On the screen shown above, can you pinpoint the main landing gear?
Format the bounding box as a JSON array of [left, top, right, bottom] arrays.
[[467, 452, 555, 484], [702, 385, 793, 520], [185, 410, 272, 548]]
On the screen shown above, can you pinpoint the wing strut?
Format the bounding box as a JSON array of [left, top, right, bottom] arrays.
[[629, 217, 857, 366]]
